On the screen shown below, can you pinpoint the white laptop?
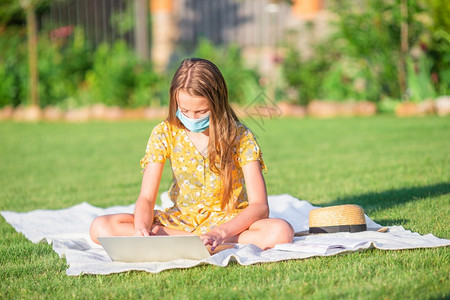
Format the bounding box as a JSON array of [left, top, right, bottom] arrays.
[[98, 235, 211, 262]]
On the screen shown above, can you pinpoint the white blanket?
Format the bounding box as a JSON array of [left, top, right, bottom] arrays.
[[2, 193, 449, 276]]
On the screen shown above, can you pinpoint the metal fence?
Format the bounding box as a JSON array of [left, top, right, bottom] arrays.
[[41, 0, 135, 47], [40, 0, 297, 51], [175, 0, 293, 50]]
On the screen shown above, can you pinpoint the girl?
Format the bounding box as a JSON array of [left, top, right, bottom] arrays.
[[90, 58, 294, 252]]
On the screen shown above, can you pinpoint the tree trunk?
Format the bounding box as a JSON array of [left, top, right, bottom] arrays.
[[134, 0, 149, 61], [399, 0, 409, 99], [26, 3, 39, 107]]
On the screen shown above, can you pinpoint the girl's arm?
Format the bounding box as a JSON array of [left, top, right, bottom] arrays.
[[201, 160, 269, 248], [134, 162, 165, 236]]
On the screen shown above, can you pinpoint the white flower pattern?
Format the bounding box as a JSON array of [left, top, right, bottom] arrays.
[[140, 120, 266, 234]]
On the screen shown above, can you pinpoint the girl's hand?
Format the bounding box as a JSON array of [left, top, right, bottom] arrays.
[[134, 225, 160, 237], [200, 229, 226, 251], [134, 228, 150, 236]]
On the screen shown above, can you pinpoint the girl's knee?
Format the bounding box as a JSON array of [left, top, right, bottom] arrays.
[[89, 216, 109, 244], [270, 218, 294, 243], [253, 218, 294, 249]]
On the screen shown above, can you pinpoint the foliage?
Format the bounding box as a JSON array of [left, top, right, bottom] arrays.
[[282, 45, 329, 105], [0, 25, 166, 108], [0, 0, 25, 26], [377, 98, 402, 114], [109, 0, 135, 37], [0, 29, 259, 108], [0, 29, 28, 107], [78, 40, 163, 108], [0, 26, 93, 107], [0, 0, 167, 109], [407, 56, 436, 101], [326, 0, 404, 101], [417, 0, 450, 95], [282, 0, 449, 104], [37, 28, 93, 107], [0, 0, 51, 27]]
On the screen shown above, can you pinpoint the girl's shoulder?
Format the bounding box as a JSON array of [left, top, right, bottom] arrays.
[[151, 120, 181, 135], [235, 122, 254, 139]]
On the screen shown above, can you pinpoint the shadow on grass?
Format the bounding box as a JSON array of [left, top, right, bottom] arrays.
[[372, 218, 410, 226], [326, 182, 450, 214]]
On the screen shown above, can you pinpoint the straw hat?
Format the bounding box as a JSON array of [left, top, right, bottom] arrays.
[[309, 204, 367, 233]]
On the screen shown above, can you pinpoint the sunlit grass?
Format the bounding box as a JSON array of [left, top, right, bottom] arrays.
[[0, 116, 449, 299]]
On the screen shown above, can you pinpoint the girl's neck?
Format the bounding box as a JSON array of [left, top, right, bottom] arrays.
[[187, 127, 209, 137], [185, 128, 209, 157]]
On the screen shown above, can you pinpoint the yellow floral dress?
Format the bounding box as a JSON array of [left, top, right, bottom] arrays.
[[140, 120, 266, 234]]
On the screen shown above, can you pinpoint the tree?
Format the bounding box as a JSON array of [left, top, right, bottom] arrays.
[[20, 0, 39, 107]]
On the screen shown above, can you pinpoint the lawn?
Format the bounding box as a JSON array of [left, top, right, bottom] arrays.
[[0, 116, 449, 299]]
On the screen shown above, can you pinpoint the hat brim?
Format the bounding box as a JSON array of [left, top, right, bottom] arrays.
[[309, 224, 367, 234]]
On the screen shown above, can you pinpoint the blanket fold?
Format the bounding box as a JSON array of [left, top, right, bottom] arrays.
[[2, 193, 449, 276]]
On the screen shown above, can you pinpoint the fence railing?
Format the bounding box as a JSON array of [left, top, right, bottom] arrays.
[[40, 0, 312, 51]]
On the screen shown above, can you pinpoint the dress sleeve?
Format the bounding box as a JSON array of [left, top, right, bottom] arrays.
[[236, 126, 267, 173], [140, 122, 171, 170]]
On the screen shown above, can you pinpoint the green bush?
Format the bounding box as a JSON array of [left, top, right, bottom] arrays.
[[0, 27, 93, 108], [0, 25, 165, 108], [82, 42, 136, 107], [407, 56, 436, 101], [0, 30, 28, 107], [418, 0, 450, 96], [283, 45, 328, 105], [282, 0, 448, 104], [78, 40, 164, 108], [37, 28, 93, 107]]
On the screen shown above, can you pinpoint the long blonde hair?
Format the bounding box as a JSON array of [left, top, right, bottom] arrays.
[[167, 58, 239, 210]]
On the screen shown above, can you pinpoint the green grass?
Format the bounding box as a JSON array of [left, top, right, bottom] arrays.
[[0, 116, 449, 299]]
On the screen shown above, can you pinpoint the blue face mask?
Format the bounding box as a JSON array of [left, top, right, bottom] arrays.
[[176, 109, 210, 133]]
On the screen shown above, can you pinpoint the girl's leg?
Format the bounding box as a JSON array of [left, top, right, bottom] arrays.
[[89, 213, 193, 244], [225, 218, 294, 250], [90, 213, 134, 244]]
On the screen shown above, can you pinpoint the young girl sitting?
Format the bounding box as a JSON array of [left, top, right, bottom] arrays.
[[90, 58, 294, 252]]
